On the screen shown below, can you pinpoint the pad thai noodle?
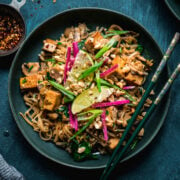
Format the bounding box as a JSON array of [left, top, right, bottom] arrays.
[[19, 24, 154, 161]]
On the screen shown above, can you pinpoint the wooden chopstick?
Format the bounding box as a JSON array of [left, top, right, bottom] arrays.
[[102, 64, 180, 179], [100, 32, 180, 180]]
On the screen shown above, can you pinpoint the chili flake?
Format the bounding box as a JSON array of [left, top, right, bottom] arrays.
[[0, 15, 23, 51]]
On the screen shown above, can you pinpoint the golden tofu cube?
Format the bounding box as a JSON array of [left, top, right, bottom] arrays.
[[112, 56, 125, 76], [20, 75, 40, 89], [109, 138, 119, 150], [93, 32, 104, 46], [43, 39, 57, 53], [125, 73, 144, 86], [43, 90, 61, 111], [112, 56, 144, 85]]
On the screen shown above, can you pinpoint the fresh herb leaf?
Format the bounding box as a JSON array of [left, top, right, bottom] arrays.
[[136, 45, 143, 53], [119, 47, 122, 54], [46, 72, 54, 81], [106, 110, 109, 115], [58, 62, 65, 65], [28, 65, 34, 72], [45, 58, 56, 63], [58, 114, 62, 121], [103, 30, 129, 38], [78, 40, 86, 49], [57, 42, 62, 45], [22, 78, 27, 84], [71, 141, 95, 161], [121, 40, 126, 44], [56, 106, 69, 118]]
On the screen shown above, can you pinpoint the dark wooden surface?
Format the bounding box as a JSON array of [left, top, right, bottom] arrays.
[[0, 0, 179, 179]]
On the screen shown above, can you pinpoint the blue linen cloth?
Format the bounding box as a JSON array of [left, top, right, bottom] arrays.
[[0, 154, 24, 180]]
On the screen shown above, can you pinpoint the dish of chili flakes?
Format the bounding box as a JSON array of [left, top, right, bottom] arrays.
[[0, 15, 23, 51]]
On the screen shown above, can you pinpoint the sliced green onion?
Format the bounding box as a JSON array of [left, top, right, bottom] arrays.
[[136, 44, 143, 53], [78, 60, 104, 80], [78, 39, 86, 49], [96, 71, 101, 92], [119, 47, 122, 54], [95, 37, 118, 59], [98, 79, 136, 102], [28, 65, 34, 72], [57, 62, 65, 65], [57, 42, 62, 45], [70, 109, 103, 140], [103, 30, 129, 38], [45, 58, 56, 63], [49, 80, 75, 100], [38, 80, 42, 84], [22, 79, 27, 84], [64, 96, 73, 103]]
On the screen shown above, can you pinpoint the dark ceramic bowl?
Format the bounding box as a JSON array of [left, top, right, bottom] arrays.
[[165, 0, 180, 21], [8, 8, 170, 169], [0, 2, 26, 57]]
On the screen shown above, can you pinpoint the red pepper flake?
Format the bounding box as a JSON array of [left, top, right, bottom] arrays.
[[0, 15, 23, 51]]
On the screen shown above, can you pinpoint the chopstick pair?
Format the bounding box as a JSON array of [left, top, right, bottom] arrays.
[[100, 32, 180, 180]]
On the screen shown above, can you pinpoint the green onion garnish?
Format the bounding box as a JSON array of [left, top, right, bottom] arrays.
[[49, 80, 75, 100], [70, 109, 103, 140], [98, 78, 136, 102], [136, 44, 143, 53], [103, 30, 129, 38], [96, 71, 101, 92], [28, 65, 34, 72], [95, 37, 119, 59], [78, 60, 104, 80], [22, 79, 27, 84], [45, 58, 56, 63], [57, 42, 62, 45]]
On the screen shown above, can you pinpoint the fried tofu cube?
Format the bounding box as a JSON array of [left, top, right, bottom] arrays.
[[20, 74, 41, 89], [43, 39, 57, 53], [112, 56, 125, 76], [125, 73, 144, 85], [112, 56, 144, 85], [43, 90, 61, 111], [109, 138, 119, 150], [93, 32, 103, 45]]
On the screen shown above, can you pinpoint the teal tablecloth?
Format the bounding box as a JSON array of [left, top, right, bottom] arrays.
[[0, 0, 179, 179]]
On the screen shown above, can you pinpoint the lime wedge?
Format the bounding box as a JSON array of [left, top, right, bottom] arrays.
[[72, 86, 114, 114], [65, 50, 94, 89]]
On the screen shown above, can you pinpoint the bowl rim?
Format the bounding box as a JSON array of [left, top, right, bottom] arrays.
[[0, 3, 26, 57], [165, 0, 180, 21], [8, 7, 170, 169]]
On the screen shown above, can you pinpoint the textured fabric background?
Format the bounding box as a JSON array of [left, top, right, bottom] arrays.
[[0, 0, 179, 180]]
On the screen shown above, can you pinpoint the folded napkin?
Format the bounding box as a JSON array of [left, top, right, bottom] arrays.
[[0, 154, 24, 180]]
